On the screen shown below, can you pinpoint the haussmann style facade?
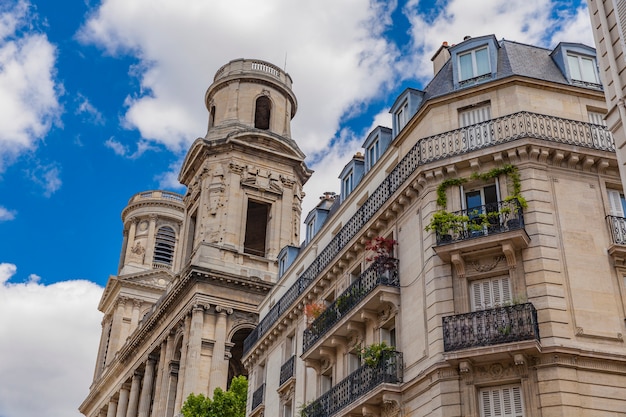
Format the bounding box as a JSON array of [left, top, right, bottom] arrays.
[[242, 35, 626, 417], [82, 34, 626, 417]]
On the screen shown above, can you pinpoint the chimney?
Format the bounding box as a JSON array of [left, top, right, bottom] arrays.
[[431, 41, 451, 76]]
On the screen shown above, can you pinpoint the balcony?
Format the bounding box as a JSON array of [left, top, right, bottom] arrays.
[[251, 383, 265, 413], [303, 260, 399, 354], [442, 303, 540, 353], [243, 112, 613, 356], [303, 351, 403, 417], [607, 215, 626, 263], [279, 355, 296, 387]]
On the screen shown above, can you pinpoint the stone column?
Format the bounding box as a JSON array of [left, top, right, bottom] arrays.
[[138, 355, 157, 417], [99, 407, 108, 417], [106, 398, 118, 417], [115, 383, 130, 417], [182, 304, 206, 399], [144, 215, 158, 267], [107, 298, 128, 366], [208, 305, 232, 394], [174, 315, 191, 412], [94, 315, 112, 378], [124, 218, 138, 265], [165, 361, 180, 417], [126, 371, 142, 417]]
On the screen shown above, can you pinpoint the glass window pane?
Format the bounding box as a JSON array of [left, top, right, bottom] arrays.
[[475, 47, 490, 76], [568, 54, 582, 80], [580, 57, 597, 82], [459, 53, 474, 80]]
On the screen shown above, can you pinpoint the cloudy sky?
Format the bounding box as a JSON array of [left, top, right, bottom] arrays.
[[0, 0, 594, 416]]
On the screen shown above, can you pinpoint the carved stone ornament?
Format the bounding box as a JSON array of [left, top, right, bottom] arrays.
[[382, 399, 401, 417], [470, 256, 503, 272], [128, 241, 146, 262]]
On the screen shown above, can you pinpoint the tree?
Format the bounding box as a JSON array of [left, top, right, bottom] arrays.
[[181, 375, 248, 417]]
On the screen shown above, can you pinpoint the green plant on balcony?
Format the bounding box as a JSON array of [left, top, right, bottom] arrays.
[[358, 341, 395, 367], [425, 210, 470, 239]]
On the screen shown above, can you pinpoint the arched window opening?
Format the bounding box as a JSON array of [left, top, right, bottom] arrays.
[[227, 328, 252, 389], [153, 226, 176, 268], [209, 105, 216, 128], [254, 96, 271, 130]]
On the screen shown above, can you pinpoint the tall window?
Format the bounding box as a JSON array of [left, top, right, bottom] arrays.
[[367, 137, 380, 170], [458, 46, 490, 81], [567, 54, 599, 84], [608, 189, 626, 218], [306, 217, 316, 244], [479, 385, 524, 417], [154, 226, 176, 267], [342, 170, 354, 199], [254, 96, 271, 130], [209, 105, 216, 128], [397, 101, 409, 131], [459, 104, 492, 148], [244, 200, 269, 256]]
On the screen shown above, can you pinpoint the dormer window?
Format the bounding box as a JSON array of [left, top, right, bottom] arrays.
[[458, 46, 490, 82], [367, 137, 380, 170], [306, 218, 316, 244], [397, 101, 409, 131], [342, 170, 354, 198], [567, 53, 599, 84]]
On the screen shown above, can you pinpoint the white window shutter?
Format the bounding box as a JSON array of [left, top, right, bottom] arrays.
[[471, 276, 511, 310], [608, 190, 625, 217], [480, 386, 525, 417], [614, 0, 626, 62]]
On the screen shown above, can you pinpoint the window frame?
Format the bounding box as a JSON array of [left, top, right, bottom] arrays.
[[567, 53, 599, 84], [478, 384, 525, 417], [458, 46, 491, 82]]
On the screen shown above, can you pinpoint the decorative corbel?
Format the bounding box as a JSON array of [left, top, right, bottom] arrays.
[[501, 242, 517, 269], [450, 251, 466, 278]]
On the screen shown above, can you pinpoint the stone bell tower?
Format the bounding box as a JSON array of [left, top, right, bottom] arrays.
[[80, 59, 311, 417], [178, 59, 312, 281]]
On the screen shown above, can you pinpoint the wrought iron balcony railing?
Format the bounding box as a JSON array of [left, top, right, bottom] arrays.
[[436, 199, 525, 245], [251, 383, 265, 411], [279, 355, 296, 386], [607, 215, 626, 245], [302, 351, 403, 417], [243, 112, 613, 355], [303, 259, 399, 353], [442, 302, 539, 352]]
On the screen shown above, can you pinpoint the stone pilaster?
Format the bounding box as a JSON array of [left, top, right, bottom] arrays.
[[138, 355, 157, 417], [107, 298, 128, 366], [144, 215, 158, 266], [124, 218, 138, 266], [151, 338, 169, 417], [208, 305, 232, 394], [174, 315, 191, 412]]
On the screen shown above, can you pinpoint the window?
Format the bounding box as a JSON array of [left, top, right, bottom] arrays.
[[244, 200, 270, 256], [458, 46, 490, 81], [254, 96, 271, 130], [347, 352, 360, 374], [306, 217, 316, 244], [282, 401, 293, 417], [278, 253, 288, 277], [608, 189, 626, 217], [459, 104, 492, 148], [381, 326, 396, 347], [209, 105, 216, 128], [397, 101, 409, 131], [479, 385, 524, 417], [320, 369, 333, 394], [342, 170, 354, 198], [470, 276, 512, 311], [367, 137, 380, 169], [567, 54, 599, 84], [153, 226, 176, 267]]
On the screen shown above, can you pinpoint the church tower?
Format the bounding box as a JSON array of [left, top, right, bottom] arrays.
[[80, 59, 310, 417]]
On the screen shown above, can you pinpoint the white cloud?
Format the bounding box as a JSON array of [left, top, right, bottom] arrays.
[[105, 137, 155, 159], [0, 264, 104, 417], [77, 0, 400, 156], [75, 93, 105, 125], [0, 206, 16, 221], [27, 162, 62, 197], [0, 0, 62, 172]]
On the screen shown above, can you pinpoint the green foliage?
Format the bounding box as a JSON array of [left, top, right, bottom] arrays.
[[181, 376, 248, 417], [436, 177, 467, 207], [424, 210, 470, 235], [357, 341, 395, 367]]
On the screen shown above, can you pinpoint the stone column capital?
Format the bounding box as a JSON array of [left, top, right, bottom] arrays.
[[215, 305, 233, 315]]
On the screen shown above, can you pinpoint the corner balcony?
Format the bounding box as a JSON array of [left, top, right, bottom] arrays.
[[433, 199, 530, 264], [442, 303, 540, 360], [302, 260, 400, 356], [607, 215, 626, 264], [303, 350, 403, 417]]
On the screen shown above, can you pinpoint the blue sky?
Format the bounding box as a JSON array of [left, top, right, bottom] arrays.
[[0, 1, 593, 416]]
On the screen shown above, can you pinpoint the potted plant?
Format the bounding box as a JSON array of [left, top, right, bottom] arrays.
[[365, 236, 398, 273], [304, 302, 325, 326], [357, 341, 395, 367]]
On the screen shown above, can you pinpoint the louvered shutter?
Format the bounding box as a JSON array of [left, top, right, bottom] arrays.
[[460, 104, 492, 148], [614, 0, 626, 60], [480, 385, 525, 417], [471, 276, 512, 311]]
